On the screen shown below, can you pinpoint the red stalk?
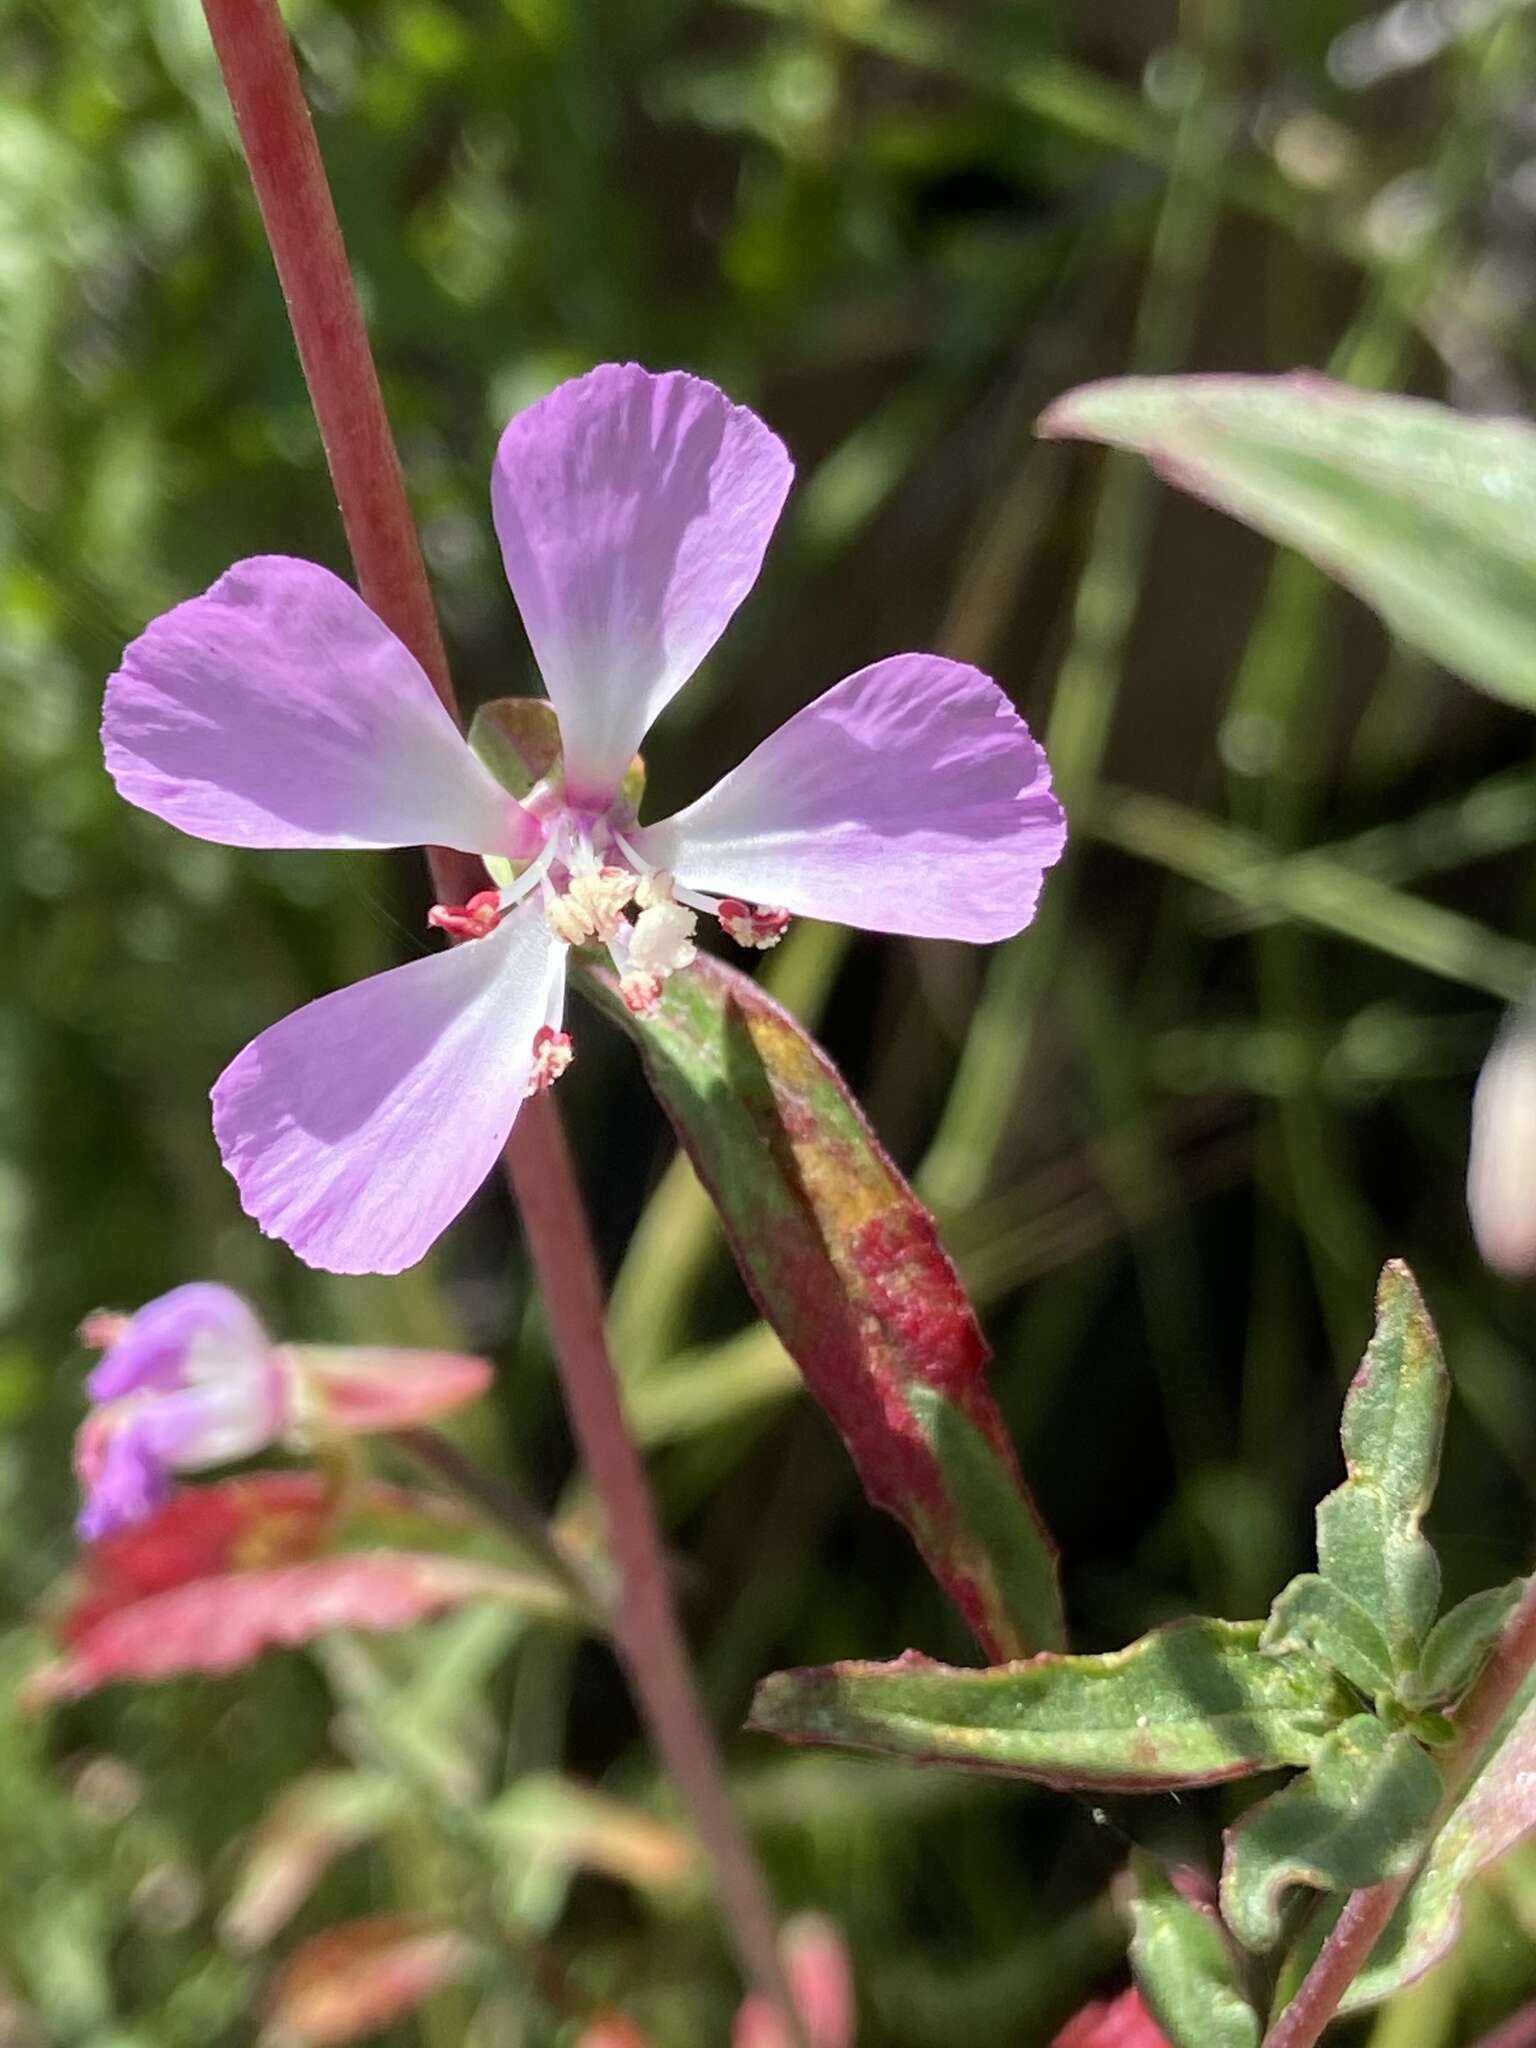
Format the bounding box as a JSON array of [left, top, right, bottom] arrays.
[[197, 2, 800, 2030]]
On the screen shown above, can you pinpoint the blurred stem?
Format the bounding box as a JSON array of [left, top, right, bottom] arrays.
[[197, 3, 801, 2033], [919, 0, 1236, 1211], [1469, 2002, 1536, 2048], [1265, 1575, 1536, 2048], [395, 1427, 608, 1627]]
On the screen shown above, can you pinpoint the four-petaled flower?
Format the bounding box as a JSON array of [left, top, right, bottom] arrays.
[[75, 1284, 289, 1540], [104, 364, 1065, 1275]]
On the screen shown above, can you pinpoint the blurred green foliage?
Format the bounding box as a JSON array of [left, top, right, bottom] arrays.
[[4, 0, 1536, 2041]]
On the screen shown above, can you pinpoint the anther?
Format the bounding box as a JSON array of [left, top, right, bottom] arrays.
[[428, 890, 504, 940], [79, 1309, 132, 1351], [719, 900, 792, 950], [525, 1025, 575, 1096], [620, 972, 663, 1018], [544, 866, 635, 946], [628, 899, 698, 976]]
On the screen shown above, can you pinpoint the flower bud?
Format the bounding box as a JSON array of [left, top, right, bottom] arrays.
[[1468, 1006, 1536, 1278]]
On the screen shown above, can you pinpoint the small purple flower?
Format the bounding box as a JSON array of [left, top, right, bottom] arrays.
[[75, 1284, 289, 1540], [104, 364, 1066, 1275]]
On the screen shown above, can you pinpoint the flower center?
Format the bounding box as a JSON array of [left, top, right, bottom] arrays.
[[424, 804, 794, 1089]]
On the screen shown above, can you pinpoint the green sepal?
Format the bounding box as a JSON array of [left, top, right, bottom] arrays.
[[468, 695, 646, 813], [1128, 1856, 1260, 2048], [1220, 1714, 1442, 1952]]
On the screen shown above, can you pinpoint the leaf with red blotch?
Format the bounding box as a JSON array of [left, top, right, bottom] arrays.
[[286, 1345, 492, 1436], [260, 1915, 477, 2046], [28, 1475, 578, 1706], [52, 1474, 520, 1644], [28, 1551, 564, 1705], [581, 952, 1063, 1660]]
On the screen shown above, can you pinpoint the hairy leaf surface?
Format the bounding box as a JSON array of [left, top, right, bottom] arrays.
[[748, 1619, 1352, 1788]]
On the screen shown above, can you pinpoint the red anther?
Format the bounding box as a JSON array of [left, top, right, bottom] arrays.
[[525, 1024, 575, 1096], [79, 1309, 132, 1352], [719, 899, 792, 950], [427, 890, 504, 940]]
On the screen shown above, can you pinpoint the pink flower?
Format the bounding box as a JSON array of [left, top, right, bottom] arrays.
[[75, 1284, 289, 1540], [104, 365, 1065, 1274], [73, 1284, 495, 1539]]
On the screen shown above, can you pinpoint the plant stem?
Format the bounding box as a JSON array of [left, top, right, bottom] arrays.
[[1264, 1576, 1536, 2048], [395, 1426, 607, 1626], [1470, 2001, 1536, 2048], [198, 2, 801, 2030]]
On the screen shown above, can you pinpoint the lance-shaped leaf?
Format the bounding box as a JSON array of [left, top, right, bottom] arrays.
[[285, 1346, 492, 1438], [1331, 1683, 1536, 2013], [1306, 1261, 1446, 1683], [1262, 1576, 1394, 1699], [27, 1475, 578, 1705], [1404, 1581, 1526, 1711], [260, 1915, 477, 2047], [29, 1553, 562, 1704], [222, 1772, 407, 1953], [1128, 1857, 1259, 2048], [1220, 1715, 1442, 1952], [581, 951, 1062, 1659], [748, 1619, 1353, 1789], [1039, 375, 1536, 714]]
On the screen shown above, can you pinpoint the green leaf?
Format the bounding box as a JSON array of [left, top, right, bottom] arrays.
[[1312, 1261, 1447, 1678], [1220, 1715, 1442, 1952], [1040, 374, 1536, 713], [747, 1618, 1353, 1789], [1334, 1682, 1536, 2012], [1404, 1581, 1526, 1710], [1262, 1575, 1394, 1698], [580, 950, 1063, 1659], [1128, 1856, 1260, 2048]]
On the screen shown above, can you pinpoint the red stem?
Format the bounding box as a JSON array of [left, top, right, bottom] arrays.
[[198, 2, 800, 2030], [1264, 1575, 1536, 2048], [1471, 2000, 1536, 2048]]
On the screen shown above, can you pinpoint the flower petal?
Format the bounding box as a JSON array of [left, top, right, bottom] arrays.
[[212, 912, 566, 1274], [104, 557, 536, 857], [88, 1283, 269, 1402], [635, 655, 1066, 941], [492, 364, 792, 808], [78, 1420, 173, 1543]]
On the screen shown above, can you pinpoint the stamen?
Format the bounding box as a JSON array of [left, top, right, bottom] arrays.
[[628, 898, 698, 976], [428, 890, 505, 940], [719, 900, 792, 950], [544, 866, 636, 946], [525, 1024, 575, 1096], [620, 972, 664, 1018]]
